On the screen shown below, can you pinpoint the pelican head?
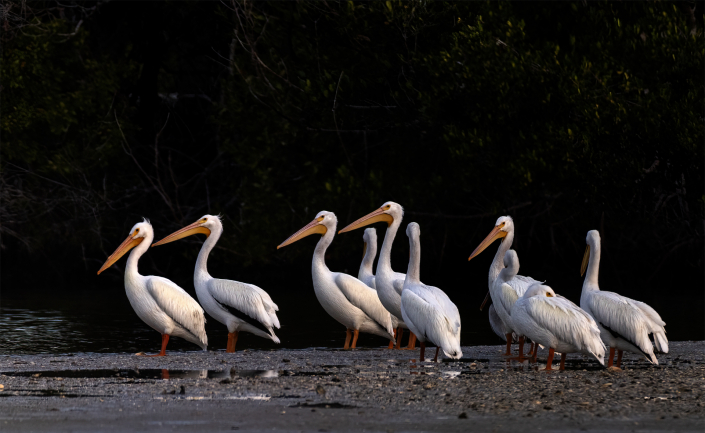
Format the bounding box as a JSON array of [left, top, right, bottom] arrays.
[[338, 201, 403, 234], [362, 228, 377, 259], [468, 215, 514, 261], [580, 230, 601, 276], [405, 221, 421, 240], [152, 215, 221, 247], [97, 219, 153, 275], [524, 283, 556, 299], [497, 249, 520, 282], [277, 211, 337, 249]]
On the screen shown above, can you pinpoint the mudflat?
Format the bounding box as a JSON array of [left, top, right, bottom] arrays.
[[0, 341, 703, 432]]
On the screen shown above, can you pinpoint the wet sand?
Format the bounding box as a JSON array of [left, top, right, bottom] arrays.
[[1, 341, 703, 432]]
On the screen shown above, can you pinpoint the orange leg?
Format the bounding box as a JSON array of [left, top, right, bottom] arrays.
[[406, 332, 417, 350], [161, 369, 170, 379], [395, 327, 403, 349], [531, 345, 538, 363], [616, 350, 623, 368], [343, 329, 352, 350], [419, 341, 426, 362], [388, 328, 397, 349], [506, 336, 527, 362], [227, 331, 239, 353], [351, 330, 360, 349], [544, 348, 555, 371], [560, 353, 567, 370], [527, 342, 535, 357], [607, 347, 615, 367], [433, 346, 440, 363], [145, 334, 170, 357], [504, 333, 513, 356]]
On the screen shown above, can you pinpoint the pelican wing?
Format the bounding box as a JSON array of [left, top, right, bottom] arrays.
[[507, 275, 543, 297], [632, 299, 668, 353], [586, 291, 654, 354], [146, 277, 208, 347], [523, 292, 602, 354], [208, 278, 280, 329], [391, 272, 406, 296], [496, 281, 520, 318], [334, 273, 394, 335], [403, 285, 461, 358]]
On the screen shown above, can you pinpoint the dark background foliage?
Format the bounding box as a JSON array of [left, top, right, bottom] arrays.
[[2, 1, 703, 347]]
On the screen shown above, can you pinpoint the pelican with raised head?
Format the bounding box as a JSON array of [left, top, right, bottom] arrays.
[[277, 211, 395, 349], [580, 230, 667, 368], [339, 201, 416, 349], [401, 222, 462, 362], [358, 228, 377, 290], [468, 216, 541, 360], [512, 284, 605, 370], [97, 219, 208, 356], [152, 215, 280, 353]]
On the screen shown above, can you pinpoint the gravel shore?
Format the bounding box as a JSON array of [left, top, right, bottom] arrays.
[[1, 341, 703, 432]]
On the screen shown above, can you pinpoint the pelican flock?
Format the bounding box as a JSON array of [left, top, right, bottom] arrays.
[[91, 206, 667, 369]]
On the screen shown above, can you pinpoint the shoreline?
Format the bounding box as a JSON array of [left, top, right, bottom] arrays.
[[1, 341, 703, 432]]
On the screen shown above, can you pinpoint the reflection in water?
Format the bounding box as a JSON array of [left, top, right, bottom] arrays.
[[3, 368, 281, 380]]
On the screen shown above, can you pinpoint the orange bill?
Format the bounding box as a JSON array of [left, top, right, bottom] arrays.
[[152, 220, 211, 247], [97, 234, 144, 275], [277, 217, 327, 249], [479, 292, 492, 311], [338, 207, 393, 234], [580, 245, 590, 276], [468, 223, 506, 261]]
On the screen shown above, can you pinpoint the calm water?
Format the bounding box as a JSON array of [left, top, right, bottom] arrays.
[[1, 284, 701, 355]]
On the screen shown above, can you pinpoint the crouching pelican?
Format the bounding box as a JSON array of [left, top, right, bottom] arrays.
[[512, 284, 605, 370], [97, 219, 207, 355], [153, 215, 280, 352], [401, 223, 462, 362], [277, 211, 395, 349], [580, 230, 667, 368]]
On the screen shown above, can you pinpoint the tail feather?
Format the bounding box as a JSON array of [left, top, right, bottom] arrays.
[[653, 332, 669, 353]]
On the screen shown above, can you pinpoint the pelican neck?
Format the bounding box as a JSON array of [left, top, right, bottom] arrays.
[[195, 226, 222, 280], [125, 232, 153, 279], [584, 239, 601, 288], [312, 227, 335, 272], [360, 237, 376, 275], [378, 217, 401, 274], [489, 229, 514, 287], [406, 232, 421, 284]]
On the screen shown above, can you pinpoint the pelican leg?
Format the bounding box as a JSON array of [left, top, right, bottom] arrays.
[[419, 341, 426, 362], [395, 328, 403, 349], [506, 336, 527, 362], [343, 329, 352, 350], [144, 334, 170, 357], [544, 348, 555, 371], [161, 369, 170, 379], [227, 331, 239, 353], [616, 350, 623, 368], [531, 345, 538, 364], [504, 333, 513, 356], [405, 332, 417, 350], [433, 346, 440, 363], [527, 342, 535, 357], [559, 353, 567, 370], [607, 347, 615, 367], [351, 330, 360, 349], [388, 328, 397, 349]]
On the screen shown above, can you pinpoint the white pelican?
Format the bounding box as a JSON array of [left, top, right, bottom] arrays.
[[580, 230, 667, 368], [97, 220, 208, 356], [512, 284, 605, 370], [339, 202, 415, 349], [358, 228, 377, 290], [401, 222, 462, 362], [277, 211, 395, 349], [152, 215, 280, 353], [468, 216, 540, 360]]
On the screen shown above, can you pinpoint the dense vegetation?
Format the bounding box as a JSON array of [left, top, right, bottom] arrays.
[[2, 1, 703, 336]]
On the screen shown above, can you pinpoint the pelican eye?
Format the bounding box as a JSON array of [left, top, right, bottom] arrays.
[[199, 218, 207, 224], [316, 216, 324, 222], [497, 222, 506, 229], [134, 228, 140, 235], [546, 293, 553, 297], [383, 205, 391, 211]]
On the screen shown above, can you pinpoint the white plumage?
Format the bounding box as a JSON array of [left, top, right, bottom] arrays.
[[278, 211, 395, 348], [401, 223, 462, 361], [98, 220, 207, 355], [512, 284, 605, 369], [580, 230, 667, 367], [469, 216, 541, 358], [152, 215, 280, 352], [358, 228, 377, 290]]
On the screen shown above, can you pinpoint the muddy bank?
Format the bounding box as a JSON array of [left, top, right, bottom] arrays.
[[0, 341, 703, 432]]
